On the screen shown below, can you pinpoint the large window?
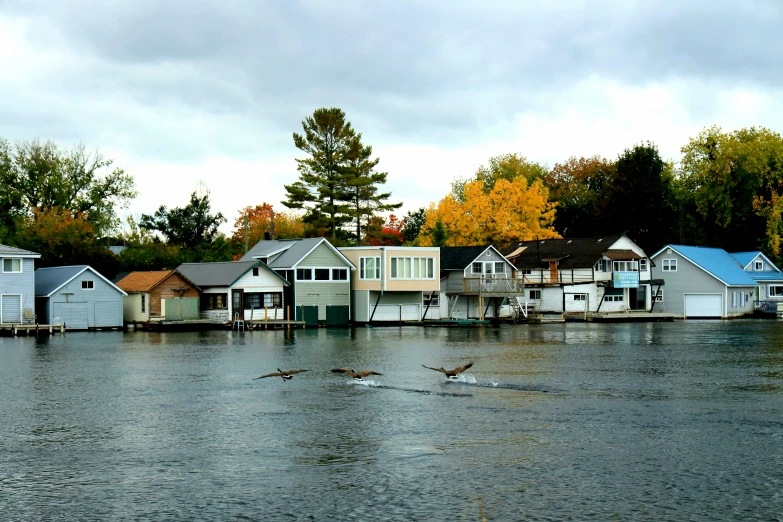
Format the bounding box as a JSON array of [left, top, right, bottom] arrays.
[[390, 257, 435, 279], [472, 262, 483, 274], [662, 259, 677, 272], [298, 267, 348, 281], [332, 268, 348, 280], [613, 260, 638, 272], [314, 268, 330, 281], [201, 294, 227, 310], [296, 268, 312, 280], [2, 258, 22, 273], [604, 288, 624, 302], [244, 292, 282, 309], [769, 285, 783, 297], [360, 257, 381, 279]]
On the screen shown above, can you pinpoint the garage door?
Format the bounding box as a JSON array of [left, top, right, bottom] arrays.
[[371, 304, 420, 321], [53, 302, 90, 329], [1, 294, 22, 323], [94, 301, 122, 327], [685, 294, 722, 318]]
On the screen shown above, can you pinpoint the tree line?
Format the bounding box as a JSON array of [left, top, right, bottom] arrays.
[[2, 114, 783, 280]]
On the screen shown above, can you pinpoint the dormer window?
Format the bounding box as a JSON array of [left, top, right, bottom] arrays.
[[754, 260, 764, 271]]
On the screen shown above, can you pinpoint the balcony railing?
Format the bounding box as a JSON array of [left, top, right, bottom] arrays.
[[518, 268, 595, 285], [461, 276, 524, 295]]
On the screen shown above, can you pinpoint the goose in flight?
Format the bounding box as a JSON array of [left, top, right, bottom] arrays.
[[254, 368, 309, 381], [422, 361, 474, 379], [331, 368, 383, 381]]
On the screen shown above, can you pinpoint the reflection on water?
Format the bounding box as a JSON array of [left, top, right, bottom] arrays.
[[2, 321, 783, 520]]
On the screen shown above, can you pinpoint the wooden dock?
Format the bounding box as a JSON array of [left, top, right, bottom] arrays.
[[0, 323, 66, 336]]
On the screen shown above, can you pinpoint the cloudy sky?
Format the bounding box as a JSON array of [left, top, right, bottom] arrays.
[[1, 0, 781, 234]]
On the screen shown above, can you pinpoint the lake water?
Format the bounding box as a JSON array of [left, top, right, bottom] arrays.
[[1, 321, 782, 521]]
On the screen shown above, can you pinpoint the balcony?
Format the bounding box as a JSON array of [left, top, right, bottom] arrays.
[[460, 276, 524, 296], [518, 268, 595, 285]]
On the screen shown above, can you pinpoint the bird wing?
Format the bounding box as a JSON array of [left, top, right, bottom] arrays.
[[454, 361, 474, 373], [331, 368, 354, 376], [286, 369, 309, 375], [357, 370, 382, 377], [422, 364, 447, 374], [254, 371, 282, 379]]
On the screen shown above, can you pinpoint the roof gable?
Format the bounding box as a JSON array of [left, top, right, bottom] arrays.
[[244, 238, 355, 269], [177, 260, 289, 287], [35, 265, 127, 297], [730, 251, 780, 272], [116, 270, 201, 293], [653, 245, 759, 287]]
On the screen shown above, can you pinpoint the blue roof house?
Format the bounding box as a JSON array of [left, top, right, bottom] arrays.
[[35, 265, 127, 329], [650, 245, 758, 318], [730, 251, 783, 305], [1, 244, 41, 324]]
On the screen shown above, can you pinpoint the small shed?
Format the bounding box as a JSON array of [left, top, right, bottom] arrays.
[[116, 269, 201, 322], [35, 265, 127, 329]]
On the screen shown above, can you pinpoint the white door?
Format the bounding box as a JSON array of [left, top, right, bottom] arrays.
[[1, 294, 22, 323], [684, 294, 722, 318], [371, 304, 420, 321], [94, 300, 122, 327]]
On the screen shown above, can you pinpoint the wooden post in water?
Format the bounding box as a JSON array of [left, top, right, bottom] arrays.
[[286, 306, 290, 330]]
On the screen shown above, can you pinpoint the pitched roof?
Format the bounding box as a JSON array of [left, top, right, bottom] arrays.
[[240, 237, 355, 269], [0, 244, 41, 257], [730, 251, 781, 272], [439, 246, 494, 270], [116, 270, 201, 293], [503, 234, 626, 269], [177, 260, 289, 287], [653, 245, 759, 287], [35, 265, 127, 297]]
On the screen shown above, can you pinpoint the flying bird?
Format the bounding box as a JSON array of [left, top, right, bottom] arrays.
[[331, 368, 383, 381], [254, 368, 309, 381], [422, 361, 474, 379]]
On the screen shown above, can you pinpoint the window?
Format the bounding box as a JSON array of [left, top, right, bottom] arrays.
[[494, 262, 506, 274], [639, 259, 648, 271], [252, 267, 259, 276], [529, 290, 541, 300], [264, 293, 282, 307], [662, 259, 677, 272], [314, 268, 330, 281], [573, 294, 585, 301], [604, 288, 624, 302], [82, 280, 94, 290], [521, 269, 532, 275], [472, 262, 483, 274], [332, 268, 348, 281], [595, 259, 608, 272], [654, 289, 664, 302], [201, 294, 227, 310], [423, 291, 439, 307], [755, 260, 764, 271], [360, 257, 381, 279], [141, 294, 146, 312], [296, 268, 312, 280], [613, 261, 638, 272], [2, 258, 21, 273], [390, 257, 435, 279], [769, 285, 783, 297], [245, 293, 262, 309]]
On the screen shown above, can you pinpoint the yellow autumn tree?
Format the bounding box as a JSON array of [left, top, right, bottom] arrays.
[[418, 177, 560, 247]]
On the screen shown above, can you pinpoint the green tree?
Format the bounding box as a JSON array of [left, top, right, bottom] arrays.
[[451, 153, 548, 203], [140, 190, 226, 250], [600, 142, 677, 253], [7, 139, 136, 237], [284, 107, 357, 240], [680, 126, 783, 257], [401, 207, 427, 244], [340, 135, 401, 244], [543, 156, 615, 237]]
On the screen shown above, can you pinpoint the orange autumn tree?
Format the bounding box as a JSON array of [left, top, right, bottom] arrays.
[[418, 177, 560, 248], [230, 203, 305, 253], [364, 214, 404, 246]]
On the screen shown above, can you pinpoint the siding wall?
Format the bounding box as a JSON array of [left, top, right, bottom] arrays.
[[45, 270, 124, 328], [651, 251, 729, 317], [1, 258, 36, 321], [339, 247, 440, 292], [149, 273, 199, 317], [123, 293, 149, 322], [294, 281, 350, 320], [298, 243, 345, 267]]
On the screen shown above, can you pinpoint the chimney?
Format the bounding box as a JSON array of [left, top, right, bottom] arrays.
[[264, 231, 272, 241]]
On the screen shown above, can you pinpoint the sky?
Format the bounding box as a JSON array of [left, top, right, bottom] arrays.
[[1, 0, 782, 235]]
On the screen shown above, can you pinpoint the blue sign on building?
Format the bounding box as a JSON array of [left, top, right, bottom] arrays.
[[613, 271, 639, 288]]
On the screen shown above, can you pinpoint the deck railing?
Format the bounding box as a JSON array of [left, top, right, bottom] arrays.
[[461, 276, 524, 295], [518, 268, 595, 285]]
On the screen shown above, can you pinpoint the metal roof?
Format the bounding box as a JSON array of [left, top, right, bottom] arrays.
[[0, 243, 40, 257], [177, 260, 289, 287], [729, 251, 781, 272], [503, 234, 626, 269], [35, 265, 127, 297], [652, 245, 759, 287], [240, 238, 355, 269]]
